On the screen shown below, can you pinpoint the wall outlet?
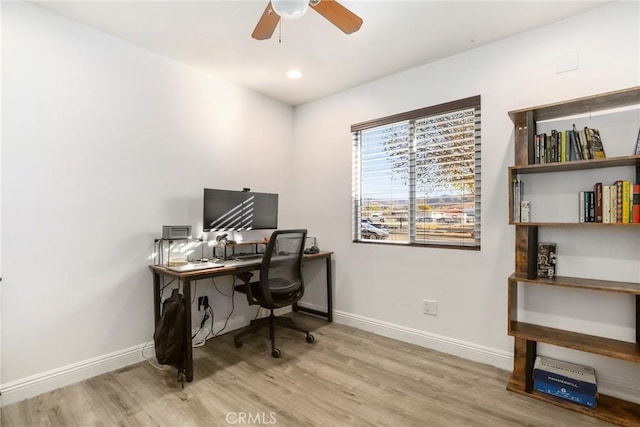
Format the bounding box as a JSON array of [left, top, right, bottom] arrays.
[[423, 299, 438, 316]]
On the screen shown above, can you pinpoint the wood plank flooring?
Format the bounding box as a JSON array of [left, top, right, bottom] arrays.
[[1, 315, 614, 426]]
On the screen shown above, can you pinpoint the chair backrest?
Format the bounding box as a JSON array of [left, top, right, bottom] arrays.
[[258, 229, 307, 308]]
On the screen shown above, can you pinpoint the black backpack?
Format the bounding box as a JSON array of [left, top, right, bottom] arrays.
[[153, 289, 186, 369]]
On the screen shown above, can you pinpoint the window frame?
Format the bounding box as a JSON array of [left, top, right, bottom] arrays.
[[351, 95, 481, 250]]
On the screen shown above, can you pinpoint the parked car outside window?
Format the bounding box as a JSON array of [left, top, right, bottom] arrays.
[[361, 220, 389, 240]]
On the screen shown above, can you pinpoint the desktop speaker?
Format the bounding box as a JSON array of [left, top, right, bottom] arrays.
[[162, 225, 192, 240]]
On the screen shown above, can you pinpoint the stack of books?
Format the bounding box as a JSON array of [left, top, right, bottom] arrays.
[[579, 181, 640, 223], [533, 125, 605, 164]]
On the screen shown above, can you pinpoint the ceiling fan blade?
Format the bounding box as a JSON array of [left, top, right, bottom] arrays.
[[311, 0, 363, 34], [252, 2, 281, 40]]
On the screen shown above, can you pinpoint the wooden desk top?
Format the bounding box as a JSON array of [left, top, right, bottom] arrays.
[[149, 251, 332, 279]]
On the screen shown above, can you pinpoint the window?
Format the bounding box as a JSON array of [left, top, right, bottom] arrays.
[[352, 96, 481, 249]]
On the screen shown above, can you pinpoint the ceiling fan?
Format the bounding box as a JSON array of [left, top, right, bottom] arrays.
[[252, 0, 363, 40]]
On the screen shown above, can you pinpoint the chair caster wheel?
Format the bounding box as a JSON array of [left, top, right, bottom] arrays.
[[306, 334, 315, 343], [234, 340, 243, 348], [271, 348, 281, 358]]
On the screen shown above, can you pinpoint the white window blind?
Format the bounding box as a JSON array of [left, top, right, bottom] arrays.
[[352, 96, 481, 249]]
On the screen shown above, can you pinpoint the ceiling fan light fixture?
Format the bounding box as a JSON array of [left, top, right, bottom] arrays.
[[271, 0, 309, 20]]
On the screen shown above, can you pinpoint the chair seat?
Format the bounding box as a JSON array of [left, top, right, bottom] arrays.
[[235, 280, 301, 309], [235, 278, 299, 295], [267, 277, 300, 293]]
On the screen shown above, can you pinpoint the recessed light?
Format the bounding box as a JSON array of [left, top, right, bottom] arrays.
[[285, 69, 303, 79]]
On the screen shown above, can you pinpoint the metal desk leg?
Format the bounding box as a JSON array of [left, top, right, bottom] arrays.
[[294, 254, 333, 322], [183, 278, 194, 382], [326, 254, 333, 322], [152, 272, 161, 325]]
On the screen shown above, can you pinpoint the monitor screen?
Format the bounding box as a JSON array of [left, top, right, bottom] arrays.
[[203, 189, 278, 232]]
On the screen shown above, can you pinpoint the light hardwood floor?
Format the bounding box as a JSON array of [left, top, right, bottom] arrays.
[[1, 315, 613, 426]]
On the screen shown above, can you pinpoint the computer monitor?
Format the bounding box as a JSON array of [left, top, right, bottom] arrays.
[[203, 189, 278, 232]]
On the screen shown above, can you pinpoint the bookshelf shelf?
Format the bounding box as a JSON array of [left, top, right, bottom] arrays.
[[509, 273, 640, 294], [509, 155, 640, 175], [509, 86, 640, 123], [507, 87, 640, 426], [508, 321, 640, 363], [509, 221, 640, 227]]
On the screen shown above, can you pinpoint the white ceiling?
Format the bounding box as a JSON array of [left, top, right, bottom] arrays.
[[31, 0, 609, 106]]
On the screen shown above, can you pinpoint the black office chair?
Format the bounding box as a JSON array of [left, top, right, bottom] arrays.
[[233, 229, 315, 358]]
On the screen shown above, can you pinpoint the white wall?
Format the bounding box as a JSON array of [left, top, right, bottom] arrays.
[[292, 1, 640, 402], [1, 2, 295, 403]]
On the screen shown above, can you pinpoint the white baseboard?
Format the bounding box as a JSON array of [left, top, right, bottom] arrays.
[[0, 342, 151, 407], [332, 309, 513, 370], [3, 308, 637, 406], [330, 308, 640, 404], [0, 316, 250, 407]]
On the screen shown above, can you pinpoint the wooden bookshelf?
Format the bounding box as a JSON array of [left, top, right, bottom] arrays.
[[507, 87, 640, 426]]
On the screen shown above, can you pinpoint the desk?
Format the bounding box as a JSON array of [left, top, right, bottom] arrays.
[[149, 251, 333, 382]]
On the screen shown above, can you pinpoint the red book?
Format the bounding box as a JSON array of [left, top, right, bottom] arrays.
[[633, 184, 640, 223]]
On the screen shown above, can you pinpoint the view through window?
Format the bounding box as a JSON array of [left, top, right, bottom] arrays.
[[352, 96, 481, 249]]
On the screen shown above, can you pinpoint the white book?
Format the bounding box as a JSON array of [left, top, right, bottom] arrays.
[[513, 180, 521, 222], [578, 191, 585, 223], [602, 185, 610, 223], [520, 201, 531, 222]]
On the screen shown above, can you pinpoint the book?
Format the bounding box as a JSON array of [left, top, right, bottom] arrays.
[[629, 181, 634, 224], [580, 128, 591, 159], [573, 124, 590, 160], [537, 242, 556, 278], [545, 133, 552, 163], [602, 185, 610, 223], [520, 201, 531, 222], [580, 191, 595, 222], [633, 184, 640, 223], [569, 130, 582, 161], [609, 184, 618, 223], [615, 180, 623, 223], [539, 133, 546, 164], [594, 182, 603, 223], [560, 130, 567, 162], [585, 127, 606, 159], [513, 179, 522, 222], [587, 191, 595, 222], [622, 180, 631, 223]]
